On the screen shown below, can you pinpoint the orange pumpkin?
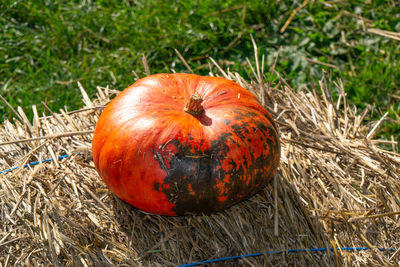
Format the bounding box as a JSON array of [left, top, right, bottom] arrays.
[[92, 73, 280, 216]]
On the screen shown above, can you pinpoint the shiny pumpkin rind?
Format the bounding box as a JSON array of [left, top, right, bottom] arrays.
[[92, 73, 280, 216]]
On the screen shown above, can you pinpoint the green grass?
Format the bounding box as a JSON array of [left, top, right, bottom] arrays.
[[1, 0, 399, 147]]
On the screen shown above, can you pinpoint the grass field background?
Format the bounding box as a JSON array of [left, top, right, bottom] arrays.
[[1, 0, 399, 148]]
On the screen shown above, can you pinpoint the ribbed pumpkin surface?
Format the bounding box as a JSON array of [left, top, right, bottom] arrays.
[[92, 73, 280, 216]]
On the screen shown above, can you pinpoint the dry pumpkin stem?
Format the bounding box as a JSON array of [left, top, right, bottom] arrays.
[[183, 93, 204, 116], [0, 55, 399, 266]]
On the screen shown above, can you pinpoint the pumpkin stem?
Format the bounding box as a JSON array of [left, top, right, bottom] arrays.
[[184, 94, 204, 116]]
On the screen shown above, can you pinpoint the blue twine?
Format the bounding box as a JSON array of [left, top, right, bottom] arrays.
[[179, 247, 396, 266], [0, 154, 72, 174]]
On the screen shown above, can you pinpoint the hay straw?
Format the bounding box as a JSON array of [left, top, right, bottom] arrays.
[[0, 53, 399, 266], [367, 28, 400, 41]]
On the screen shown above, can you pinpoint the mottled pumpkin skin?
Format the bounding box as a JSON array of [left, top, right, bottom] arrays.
[[92, 73, 280, 216]]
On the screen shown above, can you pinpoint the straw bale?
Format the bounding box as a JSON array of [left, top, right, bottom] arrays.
[[0, 61, 399, 266]]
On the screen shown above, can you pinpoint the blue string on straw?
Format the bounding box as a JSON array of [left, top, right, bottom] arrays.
[[179, 247, 396, 267], [0, 154, 72, 174]]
